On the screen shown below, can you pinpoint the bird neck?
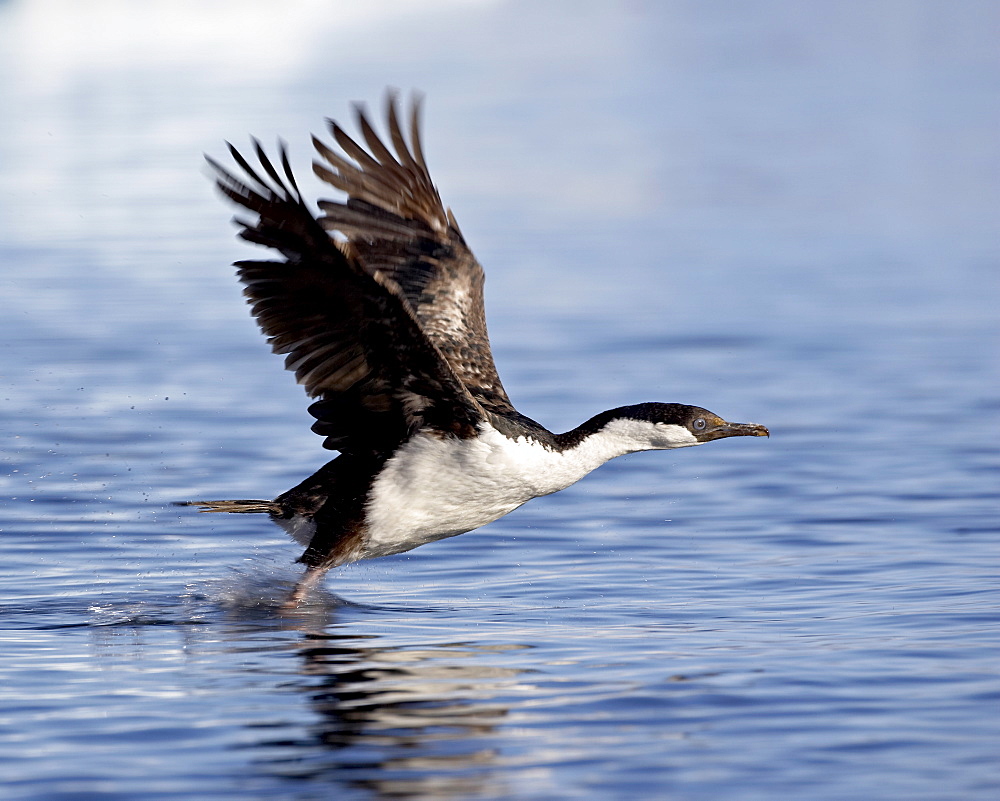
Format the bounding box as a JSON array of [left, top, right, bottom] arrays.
[[554, 409, 698, 460]]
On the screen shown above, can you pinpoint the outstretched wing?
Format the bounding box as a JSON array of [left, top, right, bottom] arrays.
[[208, 140, 484, 454], [311, 93, 515, 416]]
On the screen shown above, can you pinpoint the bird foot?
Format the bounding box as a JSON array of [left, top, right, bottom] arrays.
[[278, 565, 328, 612]]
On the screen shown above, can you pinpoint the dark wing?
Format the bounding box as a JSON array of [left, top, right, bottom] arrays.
[[208, 140, 484, 454], [310, 93, 514, 416]]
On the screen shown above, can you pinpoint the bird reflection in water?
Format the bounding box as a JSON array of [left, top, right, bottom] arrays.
[[86, 580, 536, 798], [260, 626, 531, 799]]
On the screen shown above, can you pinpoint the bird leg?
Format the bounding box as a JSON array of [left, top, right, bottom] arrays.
[[280, 564, 330, 611]]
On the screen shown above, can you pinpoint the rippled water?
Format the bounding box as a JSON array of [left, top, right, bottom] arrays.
[[2, 2, 999, 799]]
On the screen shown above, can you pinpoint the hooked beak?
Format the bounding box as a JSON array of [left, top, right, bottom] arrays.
[[698, 420, 770, 443]]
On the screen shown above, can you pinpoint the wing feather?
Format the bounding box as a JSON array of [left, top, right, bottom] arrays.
[[311, 93, 514, 414], [208, 139, 484, 454]]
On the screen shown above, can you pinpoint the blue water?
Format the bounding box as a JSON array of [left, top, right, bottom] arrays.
[[2, 2, 999, 799]]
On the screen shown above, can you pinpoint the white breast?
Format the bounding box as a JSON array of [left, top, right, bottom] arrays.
[[361, 417, 697, 560], [361, 423, 603, 558]]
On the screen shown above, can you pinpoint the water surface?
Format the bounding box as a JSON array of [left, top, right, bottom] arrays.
[[2, 2, 999, 799]]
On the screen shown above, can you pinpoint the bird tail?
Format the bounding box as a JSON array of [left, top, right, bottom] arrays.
[[175, 499, 278, 514]]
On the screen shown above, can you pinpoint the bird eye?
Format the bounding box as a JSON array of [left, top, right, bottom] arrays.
[[692, 418, 707, 431]]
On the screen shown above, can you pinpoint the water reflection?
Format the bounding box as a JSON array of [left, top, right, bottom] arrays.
[[85, 584, 531, 799], [268, 631, 529, 798]]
